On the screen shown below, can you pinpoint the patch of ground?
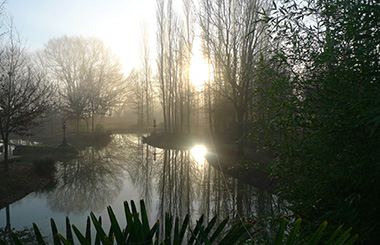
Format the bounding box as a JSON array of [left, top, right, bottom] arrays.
[[0, 162, 52, 209]]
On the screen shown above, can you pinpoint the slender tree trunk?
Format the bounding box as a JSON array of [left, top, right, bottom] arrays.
[[3, 133, 9, 173], [92, 112, 95, 133], [5, 205, 11, 231], [237, 109, 245, 155]]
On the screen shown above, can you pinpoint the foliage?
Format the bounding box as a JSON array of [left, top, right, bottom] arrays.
[[0, 201, 357, 244], [271, 218, 357, 245], [253, 0, 380, 242], [0, 200, 256, 244]]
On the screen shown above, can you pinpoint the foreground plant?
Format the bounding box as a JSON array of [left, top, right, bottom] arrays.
[[272, 218, 358, 245], [0, 200, 357, 244], [1, 200, 255, 244]]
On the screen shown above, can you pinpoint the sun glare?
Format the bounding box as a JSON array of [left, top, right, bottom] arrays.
[[190, 145, 208, 167], [189, 56, 210, 89]]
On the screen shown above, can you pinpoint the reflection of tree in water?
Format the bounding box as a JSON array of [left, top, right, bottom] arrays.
[[40, 136, 127, 215], [151, 147, 286, 234], [37, 134, 285, 233], [155, 149, 203, 226], [111, 135, 157, 214]]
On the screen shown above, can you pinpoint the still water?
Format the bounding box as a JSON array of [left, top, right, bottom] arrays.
[[0, 134, 285, 242]]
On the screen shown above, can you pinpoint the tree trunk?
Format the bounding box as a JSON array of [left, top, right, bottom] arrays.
[[5, 205, 11, 231], [92, 111, 95, 132], [3, 133, 9, 173], [237, 110, 245, 156]]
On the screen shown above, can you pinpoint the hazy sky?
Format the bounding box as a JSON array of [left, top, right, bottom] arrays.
[[5, 0, 157, 74]]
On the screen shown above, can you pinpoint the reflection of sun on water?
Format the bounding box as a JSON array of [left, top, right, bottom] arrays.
[[190, 145, 208, 168]]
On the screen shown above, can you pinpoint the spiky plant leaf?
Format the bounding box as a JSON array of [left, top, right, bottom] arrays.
[[285, 217, 301, 245], [164, 212, 173, 244], [66, 217, 74, 245], [10, 232, 23, 245], [196, 221, 211, 245], [178, 214, 190, 245], [147, 220, 159, 242], [209, 216, 229, 243], [131, 200, 145, 241], [57, 234, 73, 245], [345, 234, 359, 245], [72, 224, 90, 245], [140, 200, 150, 233], [85, 216, 91, 244], [274, 217, 287, 244], [308, 221, 328, 245], [33, 222, 46, 245], [107, 206, 124, 243], [326, 224, 343, 244], [204, 215, 217, 235], [123, 201, 134, 240], [219, 219, 254, 244], [90, 212, 111, 245], [188, 214, 205, 244], [335, 227, 353, 245], [95, 216, 102, 245], [50, 218, 61, 245], [173, 216, 180, 245]]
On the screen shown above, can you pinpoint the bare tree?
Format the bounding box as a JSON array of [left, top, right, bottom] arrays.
[[199, 0, 270, 154], [156, 0, 168, 132], [182, 0, 195, 133], [140, 22, 154, 128], [42, 36, 124, 132], [156, 0, 198, 134], [0, 26, 53, 172]]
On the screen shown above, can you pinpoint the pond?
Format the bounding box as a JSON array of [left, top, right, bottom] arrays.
[[0, 134, 286, 243]]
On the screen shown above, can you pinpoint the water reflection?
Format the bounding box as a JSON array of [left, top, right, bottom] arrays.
[[134, 142, 285, 233], [1, 134, 286, 241], [39, 145, 125, 215]]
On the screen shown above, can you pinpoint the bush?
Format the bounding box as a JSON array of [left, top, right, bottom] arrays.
[[254, 0, 380, 242]]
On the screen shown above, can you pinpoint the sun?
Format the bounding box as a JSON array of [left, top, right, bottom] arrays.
[[189, 55, 210, 89]]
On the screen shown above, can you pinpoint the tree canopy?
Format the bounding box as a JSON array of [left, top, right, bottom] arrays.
[[42, 36, 125, 132], [0, 27, 53, 172]]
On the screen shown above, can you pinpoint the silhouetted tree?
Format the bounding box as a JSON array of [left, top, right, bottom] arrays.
[[0, 25, 53, 172], [156, 0, 197, 133], [199, 0, 271, 154], [157, 0, 168, 132]]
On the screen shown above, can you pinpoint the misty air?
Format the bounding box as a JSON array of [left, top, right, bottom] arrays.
[[0, 0, 378, 243]]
